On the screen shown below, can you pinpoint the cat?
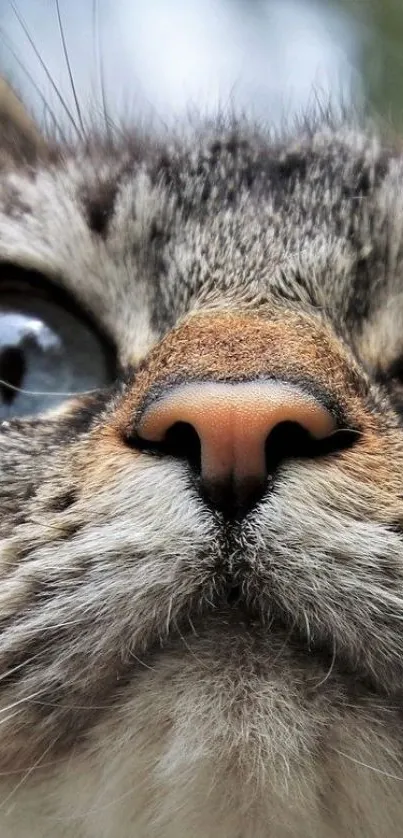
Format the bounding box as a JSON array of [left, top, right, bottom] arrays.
[[0, 79, 402, 837]]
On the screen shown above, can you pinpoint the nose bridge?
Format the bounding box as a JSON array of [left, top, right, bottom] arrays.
[[114, 309, 364, 444], [127, 310, 359, 409]]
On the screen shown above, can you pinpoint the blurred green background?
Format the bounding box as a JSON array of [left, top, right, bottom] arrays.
[[340, 0, 403, 128], [0, 0, 403, 129]]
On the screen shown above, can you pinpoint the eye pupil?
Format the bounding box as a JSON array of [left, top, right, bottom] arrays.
[[0, 346, 26, 405]]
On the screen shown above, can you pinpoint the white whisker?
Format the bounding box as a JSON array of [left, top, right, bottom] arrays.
[[0, 652, 42, 685], [1, 732, 61, 814], [332, 748, 403, 783], [55, 0, 84, 134], [0, 688, 48, 716], [314, 635, 337, 688], [173, 618, 208, 668], [0, 377, 105, 398], [10, 0, 81, 137], [127, 652, 155, 671]]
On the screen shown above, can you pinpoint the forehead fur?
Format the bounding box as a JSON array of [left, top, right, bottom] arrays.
[[0, 114, 400, 374]]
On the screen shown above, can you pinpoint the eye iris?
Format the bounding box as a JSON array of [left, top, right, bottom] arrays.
[[0, 298, 112, 419], [0, 310, 64, 413]]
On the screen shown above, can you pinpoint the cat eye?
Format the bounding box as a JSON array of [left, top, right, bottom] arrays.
[[0, 267, 114, 419]]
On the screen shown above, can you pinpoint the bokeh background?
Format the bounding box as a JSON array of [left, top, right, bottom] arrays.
[[0, 0, 401, 132]]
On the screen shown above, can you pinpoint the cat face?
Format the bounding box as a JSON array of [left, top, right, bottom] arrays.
[[1, 89, 403, 836]]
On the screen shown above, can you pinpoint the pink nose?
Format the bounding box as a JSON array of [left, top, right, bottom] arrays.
[[136, 381, 338, 515]]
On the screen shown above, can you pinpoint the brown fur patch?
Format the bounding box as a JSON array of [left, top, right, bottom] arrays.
[[109, 310, 376, 442]]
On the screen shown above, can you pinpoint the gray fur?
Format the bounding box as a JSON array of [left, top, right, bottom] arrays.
[[0, 93, 402, 836]]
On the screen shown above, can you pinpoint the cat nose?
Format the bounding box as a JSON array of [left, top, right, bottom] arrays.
[[135, 381, 339, 517]]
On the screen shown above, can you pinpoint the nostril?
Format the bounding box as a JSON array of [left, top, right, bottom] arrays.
[[265, 420, 357, 476], [130, 421, 202, 473], [161, 422, 201, 472]]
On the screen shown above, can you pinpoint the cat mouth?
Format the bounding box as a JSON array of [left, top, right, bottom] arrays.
[[195, 574, 309, 650], [168, 586, 362, 692], [183, 569, 383, 694]]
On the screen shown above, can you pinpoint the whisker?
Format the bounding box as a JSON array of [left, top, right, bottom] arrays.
[[0, 708, 34, 728], [127, 650, 155, 671], [30, 698, 118, 711], [92, 0, 109, 133], [332, 747, 403, 782], [0, 652, 43, 685], [0, 756, 62, 776], [343, 701, 401, 713], [0, 27, 65, 138], [269, 615, 298, 666], [0, 688, 48, 716], [165, 595, 173, 636], [55, 0, 84, 134], [302, 608, 311, 647], [313, 634, 337, 688], [1, 732, 61, 813], [25, 516, 78, 533], [10, 0, 81, 137], [187, 613, 199, 637], [54, 776, 146, 820], [174, 617, 208, 668], [9, 619, 87, 631], [0, 377, 105, 397]]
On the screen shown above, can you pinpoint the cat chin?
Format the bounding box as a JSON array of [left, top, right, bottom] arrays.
[[0, 636, 402, 838]]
